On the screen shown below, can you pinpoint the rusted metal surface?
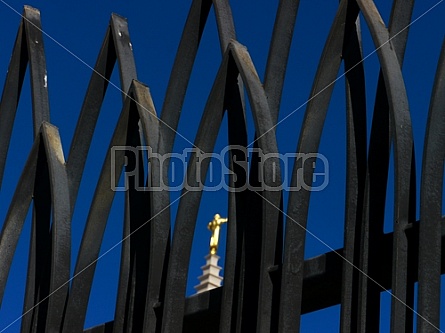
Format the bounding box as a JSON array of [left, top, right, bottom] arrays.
[[0, 1, 444, 332]]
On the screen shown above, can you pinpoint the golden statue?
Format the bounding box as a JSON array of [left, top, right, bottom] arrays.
[[208, 214, 228, 255]]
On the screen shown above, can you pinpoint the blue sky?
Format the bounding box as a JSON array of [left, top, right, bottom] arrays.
[[0, 0, 444, 331]]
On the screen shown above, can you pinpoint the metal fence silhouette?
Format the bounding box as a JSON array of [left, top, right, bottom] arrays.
[[0, 1, 444, 332]]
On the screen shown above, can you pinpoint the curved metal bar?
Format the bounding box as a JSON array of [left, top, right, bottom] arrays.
[[40, 123, 71, 331], [255, 2, 300, 330], [387, 0, 414, 66], [263, 0, 300, 124], [417, 39, 445, 333], [230, 42, 282, 333], [62, 81, 156, 333], [159, 0, 212, 153], [0, 138, 39, 307], [201, 4, 239, 331], [278, 1, 359, 331], [239, 2, 302, 323], [356, 1, 414, 332], [159, 0, 237, 153], [0, 22, 27, 191], [139, 82, 166, 332], [357, 0, 415, 330], [161, 46, 230, 333], [67, 13, 137, 205], [113, 82, 156, 332], [145, 2, 237, 331], [21, 137, 52, 333], [22, 6, 50, 137], [126, 82, 167, 333], [20, 123, 71, 333], [64, 15, 137, 329], [161, 40, 281, 333], [212, 0, 236, 54], [62, 99, 129, 332], [0, 123, 70, 332], [110, 14, 138, 101], [63, 18, 138, 328], [340, 16, 367, 333], [0, 6, 50, 189], [219, 75, 248, 332]]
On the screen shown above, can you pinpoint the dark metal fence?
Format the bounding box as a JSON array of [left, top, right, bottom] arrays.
[[0, 1, 444, 332]]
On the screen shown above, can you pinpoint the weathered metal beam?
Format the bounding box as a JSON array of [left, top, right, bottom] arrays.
[[340, 14, 367, 333], [66, 14, 137, 205], [417, 39, 445, 333], [62, 81, 157, 333], [0, 6, 50, 189], [279, 1, 360, 332], [82, 219, 445, 333], [357, 1, 415, 331]]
